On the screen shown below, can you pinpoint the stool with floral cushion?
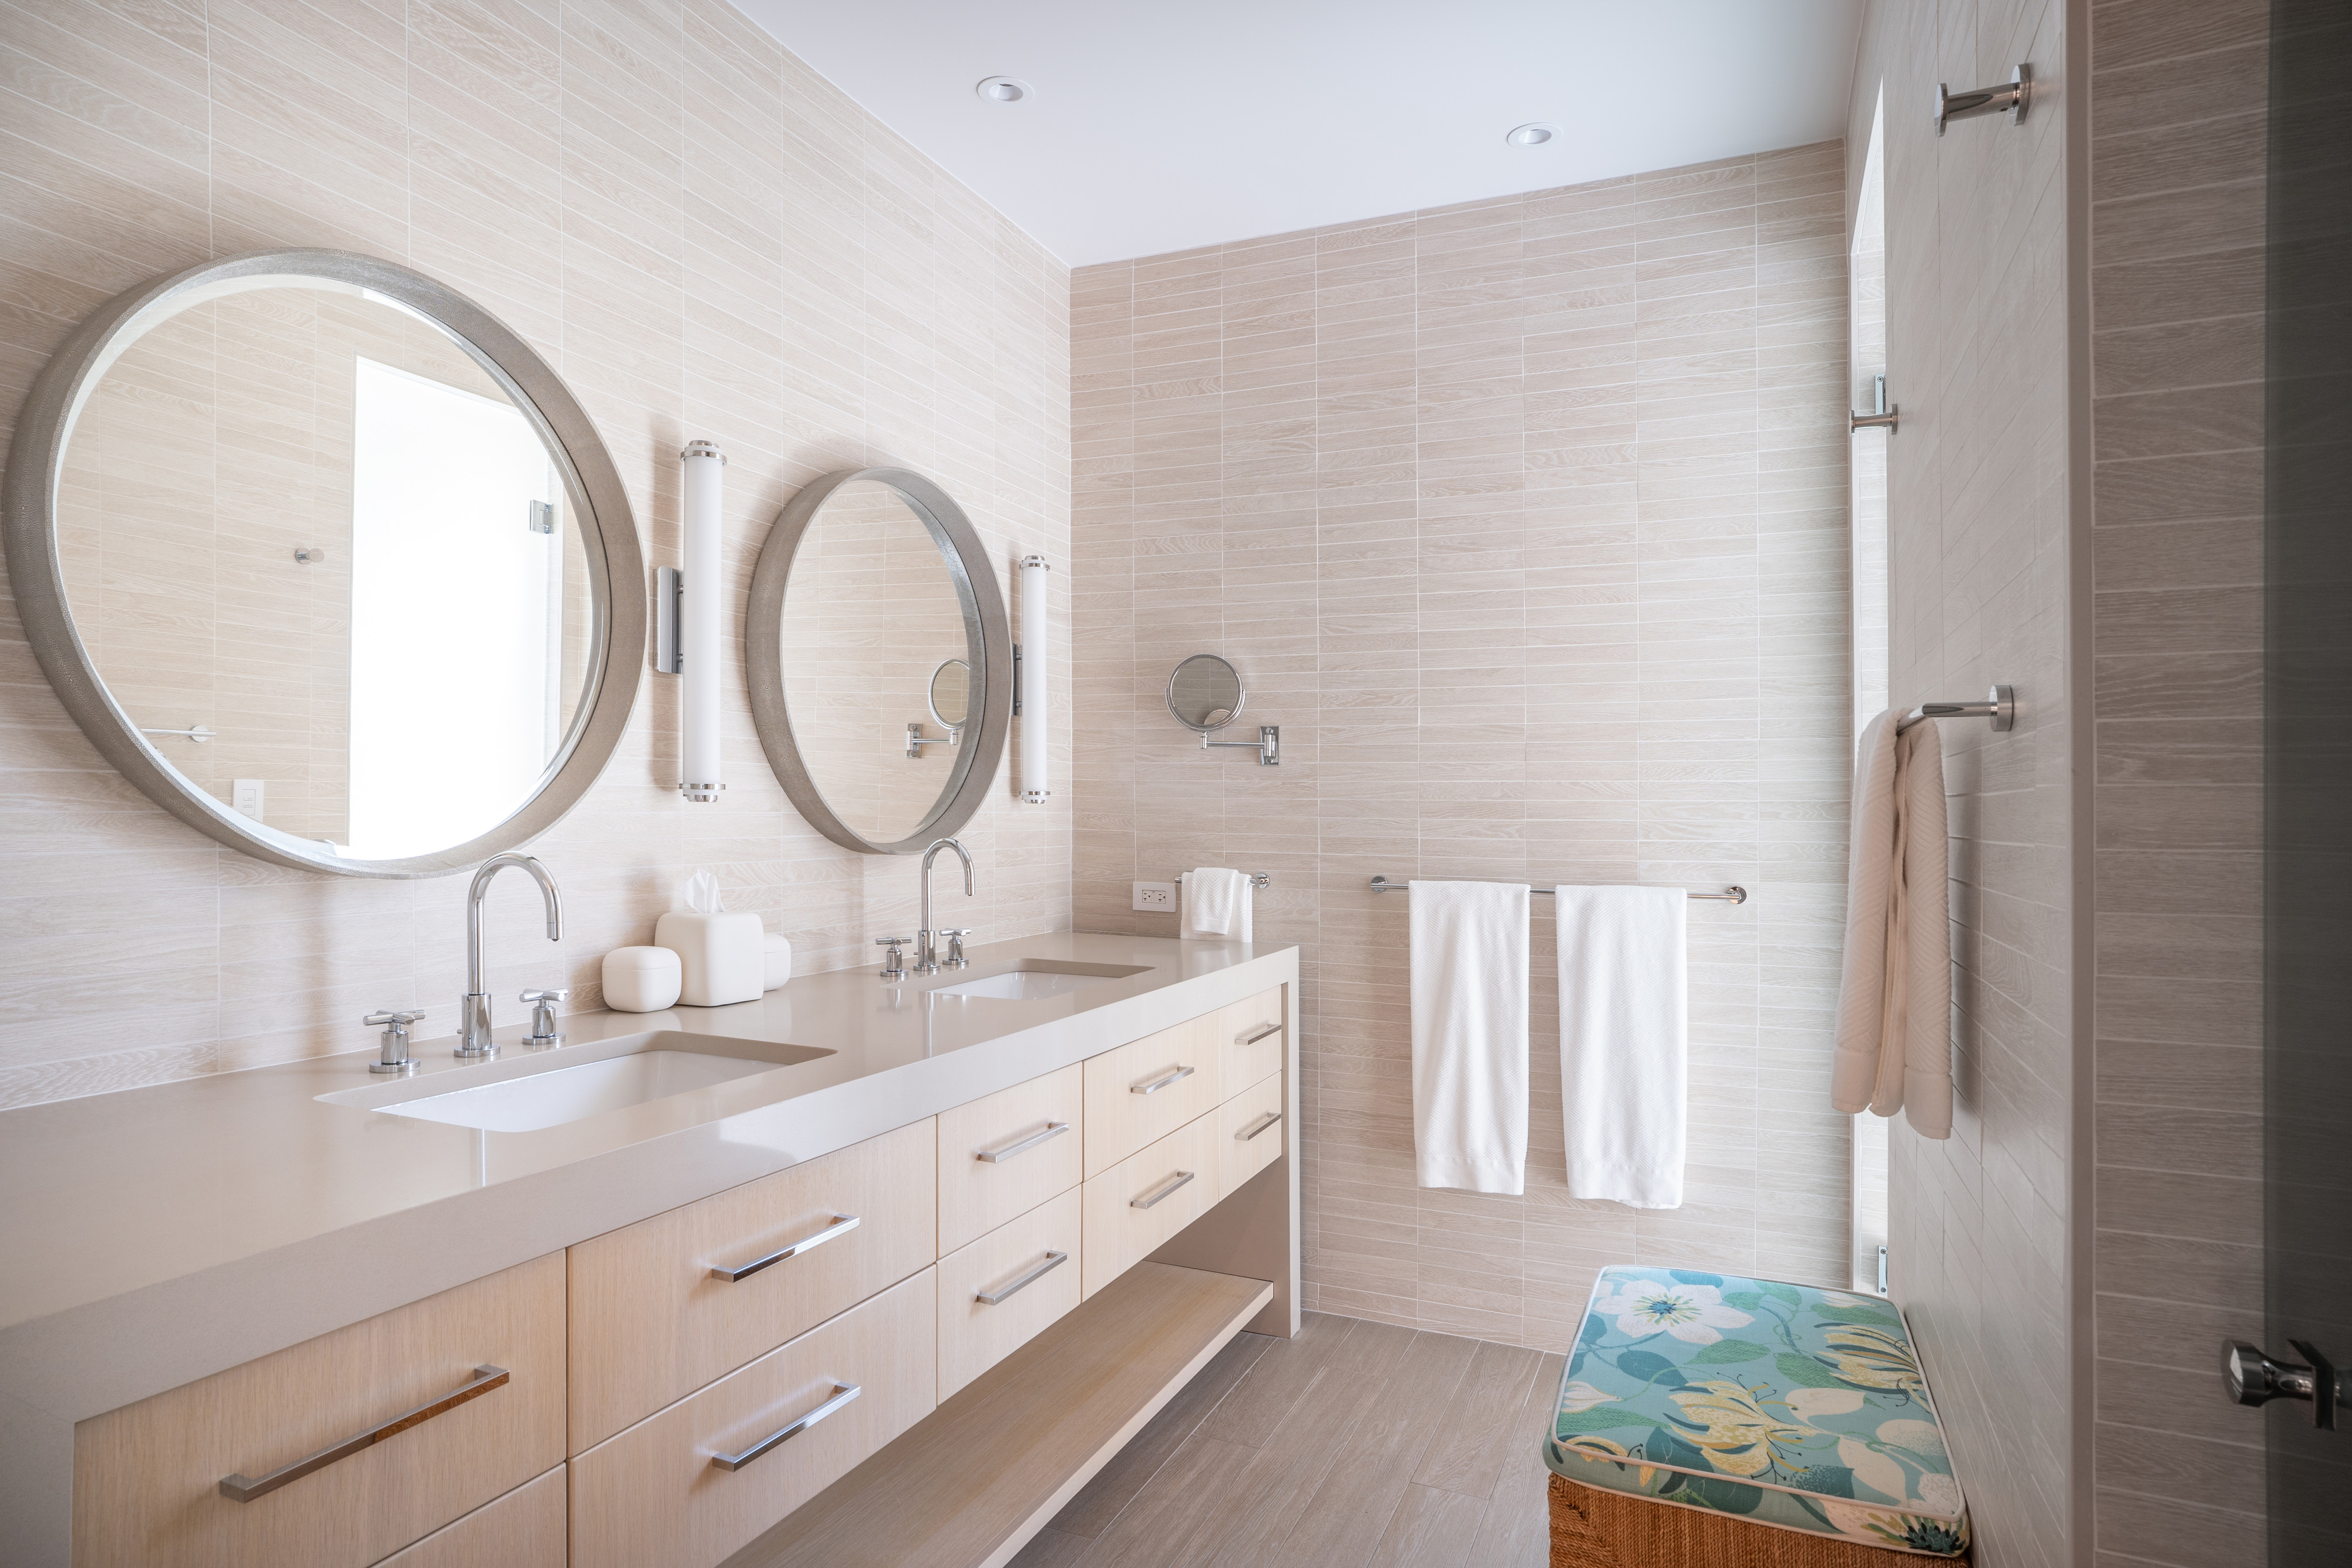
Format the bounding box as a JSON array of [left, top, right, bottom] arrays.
[[1543, 1266, 1970, 1565]]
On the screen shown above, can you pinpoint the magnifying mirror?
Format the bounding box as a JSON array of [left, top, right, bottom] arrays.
[[1167, 653, 1245, 732], [928, 658, 971, 735]]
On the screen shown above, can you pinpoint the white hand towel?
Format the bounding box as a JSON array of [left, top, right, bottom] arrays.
[[1410, 880, 1530, 1194], [1556, 885, 1688, 1209], [1180, 868, 1252, 940], [1830, 712, 1953, 1138]]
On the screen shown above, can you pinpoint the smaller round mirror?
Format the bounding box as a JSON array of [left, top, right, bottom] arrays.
[[928, 658, 971, 734], [1167, 654, 1245, 733]]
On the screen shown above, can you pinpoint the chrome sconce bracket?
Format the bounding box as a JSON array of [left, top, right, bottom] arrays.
[[1937, 65, 2030, 135], [1851, 373, 1898, 434]]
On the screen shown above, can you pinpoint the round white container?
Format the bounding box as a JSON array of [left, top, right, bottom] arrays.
[[602, 945, 683, 1012]]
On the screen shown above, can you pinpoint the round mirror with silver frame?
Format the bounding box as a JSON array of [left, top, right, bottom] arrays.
[[746, 467, 1011, 855], [1167, 653, 1246, 731], [927, 657, 972, 735], [0, 249, 645, 878]]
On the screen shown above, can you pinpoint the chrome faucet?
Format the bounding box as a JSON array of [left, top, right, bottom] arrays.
[[458, 853, 563, 1058], [916, 838, 973, 974]]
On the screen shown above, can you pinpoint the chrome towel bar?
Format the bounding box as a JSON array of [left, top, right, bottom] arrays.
[[1896, 683, 2014, 734], [1175, 870, 1271, 889], [1368, 877, 1747, 904]]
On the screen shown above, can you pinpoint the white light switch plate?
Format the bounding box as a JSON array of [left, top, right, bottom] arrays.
[[231, 778, 265, 822], [1132, 881, 1175, 912]]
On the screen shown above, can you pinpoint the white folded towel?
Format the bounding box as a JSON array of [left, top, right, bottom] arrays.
[[1556, 885, 1688, 1209], [1410, 880, 1530, 1194], [1830, 711, 1952, 1138], [1180, 868, 1252, 940]]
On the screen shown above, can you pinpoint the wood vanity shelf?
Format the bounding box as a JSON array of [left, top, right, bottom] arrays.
[[29, 948, 1297, 1568]]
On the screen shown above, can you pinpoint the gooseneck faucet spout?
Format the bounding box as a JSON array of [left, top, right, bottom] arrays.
[[459, 853, 563, 1057], [917, 838, 973, 975]]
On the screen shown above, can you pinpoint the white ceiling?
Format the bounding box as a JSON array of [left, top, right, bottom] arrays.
[[734, 0, 1864, 267]]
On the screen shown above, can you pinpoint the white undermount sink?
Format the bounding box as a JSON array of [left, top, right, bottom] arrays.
[[318, 1031, 833, 1133], [927, 960, 1151, 1001]]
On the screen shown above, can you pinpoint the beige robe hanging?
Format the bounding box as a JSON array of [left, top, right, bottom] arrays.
[[1830, 710, 1953, 1138]]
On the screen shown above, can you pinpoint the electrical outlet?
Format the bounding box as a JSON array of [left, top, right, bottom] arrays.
[[1132, 881, 1176, 912]]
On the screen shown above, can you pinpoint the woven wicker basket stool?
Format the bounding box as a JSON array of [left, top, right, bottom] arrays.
[[1542, 1266, 1970, 1563]]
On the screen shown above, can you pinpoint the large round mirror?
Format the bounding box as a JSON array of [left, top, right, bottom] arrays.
[[1, 251, 643, 877], [746, 468, 1009, 854], [1167, 653, 1245, 731]]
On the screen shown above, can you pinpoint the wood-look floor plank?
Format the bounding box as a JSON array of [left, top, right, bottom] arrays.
[[1004, 1526, 1091, 1568], [1367, 1484, 1488, 1568], [1194, 1309, 1356, 1447], [1271, 1329, 1480, 1562], [1066, 1433, 1258, 1568], [1186, 1318, 1420, 1568], [1411, 1338, 1546, 1501], [1461, 1350, 1566, 1568], [1047, 1329, 1270, 1539]]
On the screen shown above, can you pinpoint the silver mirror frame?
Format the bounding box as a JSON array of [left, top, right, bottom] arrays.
[[1166, 653, 1247, 733], [0, 249, 645, 880], [746, 467, 1011, 855]]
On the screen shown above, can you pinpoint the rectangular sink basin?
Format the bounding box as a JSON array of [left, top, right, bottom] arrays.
[[319, 1031, 833, 1133], [928, 961, 1151, 1001]]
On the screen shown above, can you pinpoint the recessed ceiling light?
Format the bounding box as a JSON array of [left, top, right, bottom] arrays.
[[977, 76, 1032, 104], [1507, 122, 1560, 148]]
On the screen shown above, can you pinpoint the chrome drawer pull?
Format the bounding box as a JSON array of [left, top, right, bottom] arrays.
[[1239, 1110, 1282, 1141], [217, 1364, 508, 1502], [977, 1121, 1070, 1163], [710, 1382, 861, 1472], [710, 1214, 861, 1281], [1130, 1064, 1195, 1096], [976, 1250, 1069, 1304], [1238, 1022, 1281, 1046], [1131, 1170, 1196, 1210]]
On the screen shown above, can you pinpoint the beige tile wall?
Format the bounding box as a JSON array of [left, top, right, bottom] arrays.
[[2087, 0, 2271, 1561], [1069, 144, 1855, 1353], [0, 0, 1070, 1110], [1848, 2, 2079, 1566]]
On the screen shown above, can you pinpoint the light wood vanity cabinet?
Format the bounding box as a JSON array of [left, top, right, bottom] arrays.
[[71, 1252, 564, 1568], [68, 980, 1290, 1568], [566, 1117, 937, 1453]]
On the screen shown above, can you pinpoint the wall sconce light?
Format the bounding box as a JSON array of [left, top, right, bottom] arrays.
[[1019, 554, 1049, 804], [658, 439, 726, 803], [1936, 65, 2029, 135]]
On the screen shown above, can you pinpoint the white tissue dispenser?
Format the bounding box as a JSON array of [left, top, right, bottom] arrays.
[[655, 911, 763, 1006], [602, 946, 682, 1013]]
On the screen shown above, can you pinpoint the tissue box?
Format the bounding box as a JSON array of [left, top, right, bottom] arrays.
[[602, 946, 682, 1013], [655, 911, 763, 1007]]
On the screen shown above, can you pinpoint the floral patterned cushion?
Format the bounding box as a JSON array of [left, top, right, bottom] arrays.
[[1542, 1265, 1970, 1558]]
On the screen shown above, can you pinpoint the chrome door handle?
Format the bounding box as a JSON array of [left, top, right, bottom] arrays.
[[710, 1382, 861, 1470], [976, 1250, 1068, 1304], [976, 1121, 1070, 1163], [1131, 1064, 1195, 1096], [218, 1364, 508, 1501], [1238, 1110, 1282, 1141], [1131, 1170, 1196, 1209], [2227, 1339, 2343, 1428], [1238, 1023, 1281, 1046], [710, 1214, 860, 1281]]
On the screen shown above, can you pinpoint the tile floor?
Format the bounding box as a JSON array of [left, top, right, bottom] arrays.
[[1010, 1311, 1567, 1567]]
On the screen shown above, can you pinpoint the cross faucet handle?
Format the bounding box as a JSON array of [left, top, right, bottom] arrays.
[[874, 936, 912, 981], [362, 1009, 427, 1075], [939, 929, 974, 968], [520, 989, 568, 1049]]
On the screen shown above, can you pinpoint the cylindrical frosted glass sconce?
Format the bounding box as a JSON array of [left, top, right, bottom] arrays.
[[679, 440, 725, 803], [1019, 553, 1049, 804]]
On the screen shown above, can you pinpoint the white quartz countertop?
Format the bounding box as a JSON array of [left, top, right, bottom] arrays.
[[0, 932, 1295, 1432]]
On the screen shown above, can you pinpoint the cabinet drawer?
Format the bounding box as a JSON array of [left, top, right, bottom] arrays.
[[1218, 1070, 1286, 1196], [73, 1252, 565, 1568], [1214, 986, 1286, 1091], [937, 1065, 1083, 1256], [373, 1464, 565, 1568], [936, 1188, 1081, 1400], [1082, 1015, 1220, 1179], [1080, 1112, 1221, 1299], [569, 1269, 938, 1568], [567, 1119, 936, 1453]]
